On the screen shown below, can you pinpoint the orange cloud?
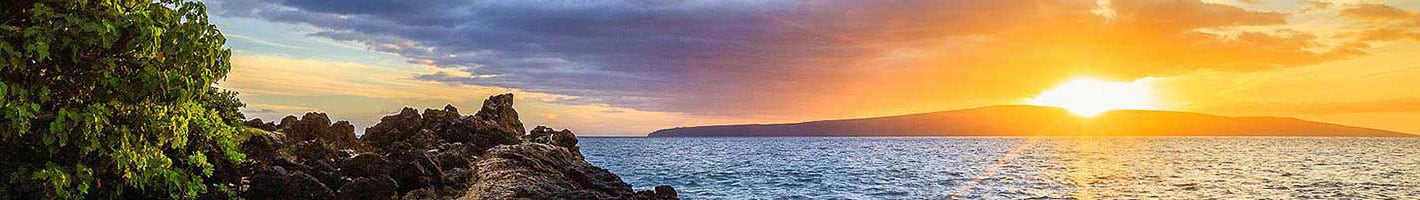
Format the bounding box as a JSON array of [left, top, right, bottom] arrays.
[[1342, 4, 1416, 20]]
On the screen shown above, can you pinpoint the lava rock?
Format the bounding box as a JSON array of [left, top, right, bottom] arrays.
[[525, 126, 581, 158], [388, 151, 444, 193], [466, 143, 635, 199], [473, 93, 525, 137], [338, 175, 400, 200], [244, 166, 336, 200], [361, 108, 423, 152], [243, 118, 279, 131], [634, 186, 680, 200], [340, 153, 392, 178]]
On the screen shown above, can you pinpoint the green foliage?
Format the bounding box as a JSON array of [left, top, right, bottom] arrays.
[[1, 0, 245, 199]]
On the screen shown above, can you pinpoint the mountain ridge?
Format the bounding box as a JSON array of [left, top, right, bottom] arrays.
[[648, 105, 1414, 137]]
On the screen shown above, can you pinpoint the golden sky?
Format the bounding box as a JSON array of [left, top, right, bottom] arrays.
[[212, 0, 1420, 135]]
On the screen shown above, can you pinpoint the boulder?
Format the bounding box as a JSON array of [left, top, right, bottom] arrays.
[[466, 143, 635, 199], [277, 115, 300, 132], [243, 118, 279, 131], [329, 121, 359, 147], [399, 187, 439, 200], [634, 186, 680, 200], [341, 153, 392, 178], [244, 166, 336, 200], [361, 108, 423, 152], [525, 126, 581, 158], [388, 151, 444, 193], [473, 93, 525, 137], [338, 175, 400, 200]]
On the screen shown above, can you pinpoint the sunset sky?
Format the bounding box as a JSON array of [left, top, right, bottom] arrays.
[[208, 0, 1420, 136]]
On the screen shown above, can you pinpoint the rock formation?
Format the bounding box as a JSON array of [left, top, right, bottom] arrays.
[[228, 93, 676, 200]]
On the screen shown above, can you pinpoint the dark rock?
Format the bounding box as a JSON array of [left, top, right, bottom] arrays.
[[474, 93, 525, 137], [243, 118, 279, 131], [279, 112, 360, 149], [277, 115, 299, 131], [341, 153, 391, 178], [244, 167, 336, 200], [388, 151, 443, 194], [287, 112, 332, 142], [634, 186, 679, 200], [466, 143, 635, 199], [409, 129, 440, 150], [230, 94, 677, 200], [525, 126, 581, 158], [399, 188, 439, 200], [440, 167, 475, 189], [442, 104, 459, 115], [329, 121, 359, 148], [239, 133, 284, 162], [293, 140, 338, 161], [434, 151, 472, 173], [360, 108, 422, 152], [338, 175, 399, 200]]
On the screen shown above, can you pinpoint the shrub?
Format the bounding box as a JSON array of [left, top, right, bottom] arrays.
[[1, 0, 245, 198]]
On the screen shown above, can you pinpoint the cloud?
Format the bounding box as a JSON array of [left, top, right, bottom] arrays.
[[1342, 4, 1415, 20], [1200, 99, 1420, 115], [210, 0, 1395, 118]]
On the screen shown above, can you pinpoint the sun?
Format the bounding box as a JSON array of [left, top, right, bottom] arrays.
[[1025, 77, 1160, 117]]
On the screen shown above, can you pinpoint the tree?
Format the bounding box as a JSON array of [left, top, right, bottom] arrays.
[[1, 0, 245, 199]]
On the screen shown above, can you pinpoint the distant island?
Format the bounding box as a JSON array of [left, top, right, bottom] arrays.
[[649, 105, 1414, 137]]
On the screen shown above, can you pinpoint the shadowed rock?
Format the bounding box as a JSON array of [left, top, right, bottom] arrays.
[[243, 118, 279, 131], [474, 94, 525, 137], [233, 93, 678, 200], [338, 175, 399, 200], [467, 143, 634, 199], [525, 126, 582, 158]]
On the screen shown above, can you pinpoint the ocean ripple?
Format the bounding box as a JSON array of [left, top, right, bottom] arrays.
[[581, 137, 1420, 199]]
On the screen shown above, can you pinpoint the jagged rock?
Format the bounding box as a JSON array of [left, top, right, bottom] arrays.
[[438, 119, 522, 154], [278, 112, 360, 148], [409, 129, 441, 150], [474, 93, 525, 137], [243, 118, 279, 131], [338, 175, 400, 200], [330, 121, 358, 147], [422, 106, 461, 132], [435, 152, 473, 172], [525, 126, 582, 158], [341, 153, 392, 178], [634, 186, 680, 200], [244, 166, 336, 200], [240, 133, 284, 162], [441, 167, 475, 189], [293, 140, 338, 161], [466, 143, 635, 199], [231, 93, 677, 200], [388, 151, 444, 194], [361, 108, 423, 152], [400, 188, 439, 200], [287, 112, 332, 142], [277, 115, 300, 131]]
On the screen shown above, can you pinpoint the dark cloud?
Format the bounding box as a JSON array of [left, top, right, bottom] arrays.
[[212, 0, 1364, 117]]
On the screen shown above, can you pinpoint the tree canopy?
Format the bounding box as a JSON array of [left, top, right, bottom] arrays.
[[1, 0, 245, 198]]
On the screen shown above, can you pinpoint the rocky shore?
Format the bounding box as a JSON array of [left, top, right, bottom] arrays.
[[226, 94, 676, 199]]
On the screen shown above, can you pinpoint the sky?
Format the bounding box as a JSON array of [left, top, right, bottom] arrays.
[[208, 0, 1420, 136]]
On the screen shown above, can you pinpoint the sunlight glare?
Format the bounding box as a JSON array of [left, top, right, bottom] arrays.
[[1026, 77, 1159, 117]]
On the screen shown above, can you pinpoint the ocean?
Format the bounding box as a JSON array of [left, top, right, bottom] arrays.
[[580, 137, 1420, 199]]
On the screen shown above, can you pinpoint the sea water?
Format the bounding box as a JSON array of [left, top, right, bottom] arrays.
[[581, 137, 1420, 199]]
